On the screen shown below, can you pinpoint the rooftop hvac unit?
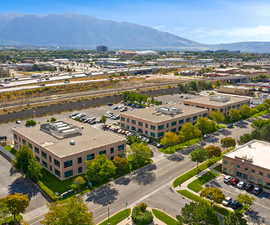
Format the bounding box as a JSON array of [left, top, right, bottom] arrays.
[[70, 140, 75, 145], [156, 106, 181, 115], [209, 95, 231, 103]]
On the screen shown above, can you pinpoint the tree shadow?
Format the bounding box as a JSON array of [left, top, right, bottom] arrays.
[[85, 184, 119, 206], [132, 170, 156, 185], [9, 167, 17, 176], [114, 176, 131, 185], [8, 177, 39, 199], [166, 153, 184, 161], [219, 129, 232, 136]]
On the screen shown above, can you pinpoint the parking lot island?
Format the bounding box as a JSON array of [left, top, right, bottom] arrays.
[[12, 119, 126, 180]]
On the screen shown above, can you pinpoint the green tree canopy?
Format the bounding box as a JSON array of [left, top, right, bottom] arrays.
[[71, 176, 86, 192], [209, 111, 225, 123], [177, 201, 219, 225], [195, 117, 218, 135], [129, 143, 152, 169], [190, 148, 208, 167], [229, 109, 241, 123], [41, 196, 93, 225], [160, 132, 181, 147], [205, 145, 222, 158], [224, 212, 248, 225], [179, 122, 202, 141], [239, 105, 252, 119], [200, 187, 225, 204], [113, 156, 130, 176], [237, 193, 254, 211], [221, 137, 236, 148], [85, 155, 116, 185]]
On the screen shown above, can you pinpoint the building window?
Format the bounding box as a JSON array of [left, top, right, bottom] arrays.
[[158, 125, 164, 130], [268, 174, 270, 179], [186, 118, 191, 122], [22, 139, 26, 145], [171, 128, 176, 132], [252, 169, 255, 173], [14, 134, 17, 140], [166, 123, 169, 128], [259, 172, 264, 176], [138, 128, 143, 133], [138, 122, 143, 126], [150, 132, 156, 137], [121, 117, 125, 121], [171, 121, 177, 126], [78, 167, 83, 173], [41, 151, 47, 159], [127, 118, 130, 123], [99, 150, 106, 155], [49, 156, 52, 163], [236, 165, 240, 168], [64, 170, 73, 178], [42, 161, 47, 168], [34, 147, 40, 154], [245, 168, 248, 171], [145, 124, 148, 128], [193, 116, 197, 121], [110, 147, 114, 154], [64, 160, 73, 168], [126, 125, 130, 130], [132, 120, 136, 125], [131, 126, 136, 131], [158, 132, 164, 138], [118, 144, 125, 151], [150, 125, 156, 130], [145, 130, 148, 135], [110, 156, 114, 160], [28, 143, 33, 149], [54, 169, 60, 177], [54, 159, 60, 167], [77, 157, 82, 164], [179, 120, 184, 124], [49, 166, 52, 171], [87, 154, 95, 160]]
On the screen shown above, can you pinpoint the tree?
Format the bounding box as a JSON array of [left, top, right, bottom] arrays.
[[205, 145, 222, 158], [127, 135, 141, 145], [239, 133, 253, 145], [41, 196, 93, 225], [177, 202, 219, 225], [25, 119, 37, 127], [221, 137, 236, 148], [129, 143, 152, 169], [237, 193, 254, 211], [224, 212, 248, 225], [160, 132, 181, 147], [200, 187, 225, 204], [85, 155, 116, 185], [100, 115, 107, 124], [179, 123, 202, 141], [4, 193, 29, 222], [239, 105, 252, 119], [0, 198, 9, 222], [132, 203, 153, 225], [209, 110, 225, 123], [113, 156, 130, 176], [71, 176, 86, 192], [195, 117, 218, 135], [229, 109, 241, 123], [190, 148, 208, 168], [13, 146, 42, 181]]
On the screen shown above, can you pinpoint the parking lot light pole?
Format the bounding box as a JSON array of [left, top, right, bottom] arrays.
[[107, 206, 110, 225]]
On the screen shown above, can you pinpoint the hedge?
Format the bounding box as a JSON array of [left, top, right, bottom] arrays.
[[160, 138, 200, 154]]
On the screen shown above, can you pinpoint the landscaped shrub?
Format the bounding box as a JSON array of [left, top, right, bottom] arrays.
[[132, 203, 153, 225], [25, 120, 37, 127]]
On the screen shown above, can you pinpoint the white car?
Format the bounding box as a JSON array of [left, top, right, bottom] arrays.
[[237, 181, 245, 189], [222, 196, 232, 206]]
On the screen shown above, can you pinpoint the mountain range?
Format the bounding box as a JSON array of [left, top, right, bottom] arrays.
[[0, 14, 270, 53]]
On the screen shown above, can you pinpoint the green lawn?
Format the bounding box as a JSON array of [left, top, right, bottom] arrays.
[[251, 110, 268, 118], [4, 145, 17, 155], [173, 156, 220, 187], [160, 138, 200, 154], [187, 170, 219, 192], [99, 209, 131, 225], [152, 209, 178, 225], [177, 190, 231, 216]]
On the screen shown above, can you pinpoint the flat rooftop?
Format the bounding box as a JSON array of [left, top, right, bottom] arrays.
[[225, 140, 270, 170], [121, 104, 208, 123], [184, 94, 250, 107], [13, 119, 125, 158]]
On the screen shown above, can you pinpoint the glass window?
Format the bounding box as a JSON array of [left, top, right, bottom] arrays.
[[121, 117, 125, 121], [145, 124, 148, 128], [236, 165, 240, 168], [34, 147, 40, 154], [64, 160, 73, 168], [171, 128, 176, 132], [87, 154, 95, 160], [49, 156, 52, 162], [54, 159, 60, 167], [132, 120, 136, 124], [110, 147, 114, 154], [150, 132, 156, 137], [64, 170, 73, 178], [55, 169, 60, 177], [150, 125, 156, 130], [99, 150, 106, 155], [118, 145, 125, 151], [41, 151, 47, 159], [138, 122, 143, 126], [259, 172, 264, 176], [158, 125, 164, 130], [179, 120, 184, 124], [171, 121, 177, 126], [78, 167, 83, 173], [158, 132, 164, 137], [42, 160, 47, 168], [28, 143, 33, 149], [77, 157, 82, 164]]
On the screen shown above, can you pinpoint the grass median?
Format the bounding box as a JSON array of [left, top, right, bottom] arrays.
[[187, 170, 219, 193], [152, 209, 178, 225], [98, 208, 131, 225], [160, 138, 200, 154]]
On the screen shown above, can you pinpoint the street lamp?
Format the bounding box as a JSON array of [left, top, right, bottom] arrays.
[[107, 205, 110, 225]]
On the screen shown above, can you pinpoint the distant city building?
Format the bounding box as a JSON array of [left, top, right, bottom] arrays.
[[217, 85, 253, 96], [120, 104, 208, 139], [223, 140, 270, 187], [183, 94, 250, 114], [12, 120, 126, 180], [96, 45, 108, 52]]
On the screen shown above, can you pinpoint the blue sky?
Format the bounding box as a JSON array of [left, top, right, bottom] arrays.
[[2, 0, 270, 44]]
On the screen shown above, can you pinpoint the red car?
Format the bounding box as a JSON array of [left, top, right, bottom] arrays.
[[230, 178, 239, 186]]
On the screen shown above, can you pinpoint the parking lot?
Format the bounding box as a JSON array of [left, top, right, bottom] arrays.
[[208, 175, 270, 224]]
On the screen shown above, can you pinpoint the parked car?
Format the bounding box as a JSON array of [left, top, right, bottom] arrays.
[[222, 196, 233, 206], [252, 186, 263, 196], [69, 112, 79, 118], [244, 183, 255, 192], [112, 105, 118, 110], [224, 175, 232, 184], [227, 124, 234, 129], [229, 177, 239, 186], [230, 200, 242, 210], [237, 181, 246, 189], [16, 120, 21, 124]]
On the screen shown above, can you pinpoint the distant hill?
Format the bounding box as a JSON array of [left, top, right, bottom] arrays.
[[0, 14, 199, 49]]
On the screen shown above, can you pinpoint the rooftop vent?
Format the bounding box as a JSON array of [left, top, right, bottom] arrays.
[[70, 140, 75, 145], [209, 95, 231, 103]]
